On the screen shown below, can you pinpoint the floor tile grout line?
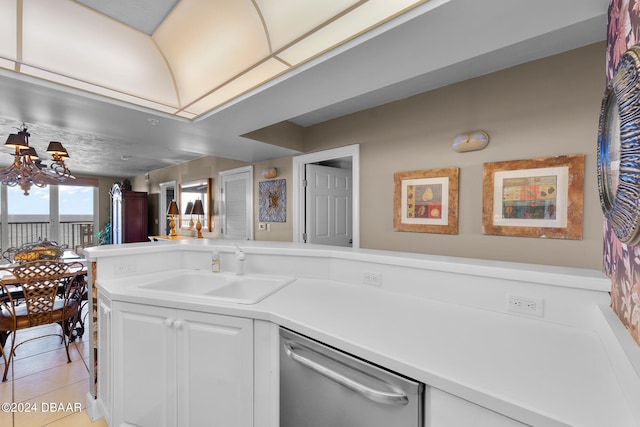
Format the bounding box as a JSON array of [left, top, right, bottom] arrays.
[[14, 377, 89, 405], [9, 339, 90, 404]]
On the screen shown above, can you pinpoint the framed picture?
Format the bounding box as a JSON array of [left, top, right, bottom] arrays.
[[394, 168, 459, 234], [259, 179, 286, 222], [482, 155, 584, 239]]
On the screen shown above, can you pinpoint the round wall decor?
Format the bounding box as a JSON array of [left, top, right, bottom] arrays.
[[598, 43, 640, 245]]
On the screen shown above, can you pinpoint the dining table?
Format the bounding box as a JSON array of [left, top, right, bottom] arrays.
[[0, 255, 89, 346]]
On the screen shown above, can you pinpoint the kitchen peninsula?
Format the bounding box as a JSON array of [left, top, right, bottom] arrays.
[[84, 240, 640, 427]]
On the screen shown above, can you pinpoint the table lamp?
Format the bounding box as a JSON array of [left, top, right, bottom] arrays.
[[184, 201, 194, 230], [192, 199, 205, 238], [167, 200, 180, 237]]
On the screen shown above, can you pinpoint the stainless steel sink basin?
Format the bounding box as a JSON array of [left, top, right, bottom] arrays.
[[135, 270, 294, 304]]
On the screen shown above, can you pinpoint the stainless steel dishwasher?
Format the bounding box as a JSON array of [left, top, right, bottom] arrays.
[[280, 328, 424, 427]]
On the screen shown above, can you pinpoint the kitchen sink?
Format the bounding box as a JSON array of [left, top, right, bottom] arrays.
[[135, 270, 295, 304]]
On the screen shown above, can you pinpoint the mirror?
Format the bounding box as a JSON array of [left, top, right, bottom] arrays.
[[158, 181, 177, 236], [180, 179, 212, 231]]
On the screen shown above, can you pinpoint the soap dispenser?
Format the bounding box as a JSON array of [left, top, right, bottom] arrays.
[[211, 250, 220, 273]]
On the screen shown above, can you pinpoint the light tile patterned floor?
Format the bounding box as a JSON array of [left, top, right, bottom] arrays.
[[0, 322, 107, 426]]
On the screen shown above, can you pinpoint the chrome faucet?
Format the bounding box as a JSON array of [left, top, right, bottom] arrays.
[[234, 244, 245, 276]]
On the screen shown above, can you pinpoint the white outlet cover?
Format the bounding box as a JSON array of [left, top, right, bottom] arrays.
[[507, 295, 544, 317]]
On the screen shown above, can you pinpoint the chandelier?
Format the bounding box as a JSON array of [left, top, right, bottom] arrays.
[[0, 125, 74, 195]]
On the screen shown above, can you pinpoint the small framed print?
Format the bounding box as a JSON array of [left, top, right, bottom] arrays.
[[259, 179, 286, 222], [482, 155, 584, 239], [394, 168, 459, 234]]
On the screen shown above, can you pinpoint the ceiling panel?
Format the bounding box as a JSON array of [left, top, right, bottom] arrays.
[[154, 0, 270, 106], [185, 58, 289, 115], [23, 0, 178, 107], [0, 0, 17, 62], [256, 0, 362, 51], [277, 0, 429, 65]]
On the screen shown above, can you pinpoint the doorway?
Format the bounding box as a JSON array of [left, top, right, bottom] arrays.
[[219, 166, 254, 240], [293, 145, 360, 248]]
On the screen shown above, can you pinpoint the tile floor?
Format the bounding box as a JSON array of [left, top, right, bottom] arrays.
[[0, 322, 107, 426]]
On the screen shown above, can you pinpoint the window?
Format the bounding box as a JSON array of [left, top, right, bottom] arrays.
[[59, 185, 95, 252], [0, 183, 97, 258], [7, 185, 50, 249]]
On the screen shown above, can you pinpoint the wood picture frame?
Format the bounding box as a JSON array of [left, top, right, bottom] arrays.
[[482, 154, 584, 239], [394, 168, 459, 234]]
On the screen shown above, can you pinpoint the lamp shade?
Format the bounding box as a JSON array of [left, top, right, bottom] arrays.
[[184, 201, 194, 215], [5, 133, 28, 149], [192, 199, 204, 215], [46, 141, 67, 155], [25, 147, 39, 160], [167, 200, 180, 215], [58, 147, 70, 159]]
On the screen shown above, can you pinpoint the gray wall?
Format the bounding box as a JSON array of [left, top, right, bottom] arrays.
[[302, 42, 605, 269], [134, 42, 606, 270]]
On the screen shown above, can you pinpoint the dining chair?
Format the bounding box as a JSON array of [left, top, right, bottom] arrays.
[[0, 260, 86, 382]]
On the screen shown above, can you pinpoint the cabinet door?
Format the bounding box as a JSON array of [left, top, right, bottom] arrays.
[[176, 310, 253, 427], [113, 302, 177, 427]]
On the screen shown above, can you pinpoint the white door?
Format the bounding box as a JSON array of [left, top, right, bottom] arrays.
[[305, 164, 352, 246], [219, 166, 254, 240]]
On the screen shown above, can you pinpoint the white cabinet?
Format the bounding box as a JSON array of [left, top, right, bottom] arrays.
[[111, 301, 253, 427]]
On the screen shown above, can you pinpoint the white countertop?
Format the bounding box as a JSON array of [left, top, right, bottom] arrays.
[[97, 269, 634, 427]]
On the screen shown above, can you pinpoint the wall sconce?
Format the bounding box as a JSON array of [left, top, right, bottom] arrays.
[[167, 200, 180, 237], [184, 201, 194, 230], [192, 199, 205, 239], [262, 167, 278, 179], [452, 131, 489, 153]]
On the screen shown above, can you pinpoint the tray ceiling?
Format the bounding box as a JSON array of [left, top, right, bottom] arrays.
[[0, 0, 426, 120]]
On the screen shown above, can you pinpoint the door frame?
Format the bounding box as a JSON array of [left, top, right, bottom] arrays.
[[293, 144, 360, 248], [218, 165, 254, 240]]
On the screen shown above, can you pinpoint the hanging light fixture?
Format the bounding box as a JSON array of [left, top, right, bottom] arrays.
[[0, 124, 74, 195]]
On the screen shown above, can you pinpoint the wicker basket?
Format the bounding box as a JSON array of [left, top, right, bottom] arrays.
[[8, 240, 66, 262]]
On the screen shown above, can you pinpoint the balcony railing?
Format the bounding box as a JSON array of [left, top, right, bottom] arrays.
[[4, 221, 94, 253]]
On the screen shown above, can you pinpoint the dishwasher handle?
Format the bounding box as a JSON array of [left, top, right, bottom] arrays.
[[284, 341, 409, 406]]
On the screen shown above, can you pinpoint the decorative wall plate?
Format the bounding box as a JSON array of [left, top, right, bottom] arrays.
[[597, 43, 640, 245]]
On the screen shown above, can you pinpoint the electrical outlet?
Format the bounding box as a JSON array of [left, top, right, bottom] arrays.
[[362, 271, 382, 286], [115, 262, 135, 274], [258, 223, 271, 231], [507, 295, 544, 317]]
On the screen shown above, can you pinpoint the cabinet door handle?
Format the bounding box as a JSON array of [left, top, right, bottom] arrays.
[[164, 318, 174, 327], [173, 320, 183, 329], [284, 341, 409, 406]]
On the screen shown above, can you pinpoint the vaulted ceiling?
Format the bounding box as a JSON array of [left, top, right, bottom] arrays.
[[0, 0, 609, 178]]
